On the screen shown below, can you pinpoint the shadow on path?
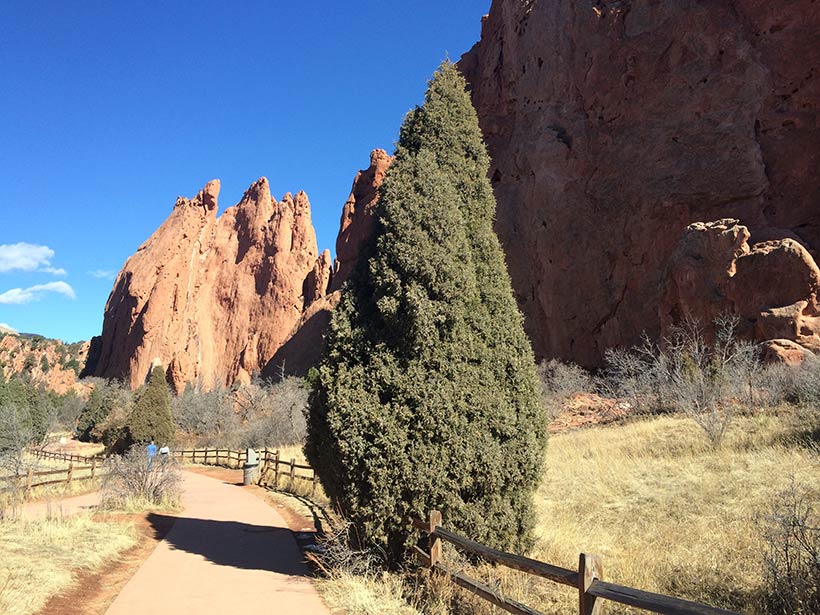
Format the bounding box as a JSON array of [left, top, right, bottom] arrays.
[[147, 513, 310, 577]]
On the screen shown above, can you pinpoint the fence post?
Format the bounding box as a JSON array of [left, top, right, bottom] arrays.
[[579, 553, 604, 615], [289, 458, 295, 489], [67, 462, 74, 486], [91, 459, 96, 479], [311, 474, 316, 497], [25, 466, 34, 499], [429, 510, 442, 568], [273, 451, 280, 489]]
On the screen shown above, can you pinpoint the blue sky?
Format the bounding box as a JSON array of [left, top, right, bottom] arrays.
[[0, 1, 490, 342]]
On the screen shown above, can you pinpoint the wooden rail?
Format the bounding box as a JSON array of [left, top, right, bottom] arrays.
[[171, 447, 317, 493], [0, 457, 105, 498], [413, 510, 743, 615]]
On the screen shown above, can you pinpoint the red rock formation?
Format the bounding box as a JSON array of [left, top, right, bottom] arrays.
[[264, 150, 392, 378], [460, 0, 820, 365], [760, 339, 819, 367], [0, 333, 89, 395], [331, 148, 392, 290], [661, 219, 820, 350], [86, 178, 328, 391], [89, 150, 393, 390]]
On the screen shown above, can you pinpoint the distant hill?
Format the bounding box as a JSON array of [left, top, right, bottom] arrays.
[[0, 331, 89, 395]]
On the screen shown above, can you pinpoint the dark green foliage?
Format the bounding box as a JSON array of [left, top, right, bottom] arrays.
[[40, 355, 50, 373], [0, 376, 57, 448], [129, 366, 174, 445], [306, 63, 547, 565], [77, 384, 114, 441]]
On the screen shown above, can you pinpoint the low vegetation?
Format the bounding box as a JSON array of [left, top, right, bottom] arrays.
[[101, 447, 182, 511], [0, 514, 136, 615]]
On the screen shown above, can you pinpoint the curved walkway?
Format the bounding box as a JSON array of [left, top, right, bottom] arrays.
[[104, 471, 329, 615]]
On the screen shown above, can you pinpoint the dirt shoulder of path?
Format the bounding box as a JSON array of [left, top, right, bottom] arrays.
[[35, 512, 176, 615]]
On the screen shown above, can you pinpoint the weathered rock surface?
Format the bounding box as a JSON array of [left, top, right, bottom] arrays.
[[88, 151, 393, 390], [0, 332, 89, 395], [760, 339, 820, 367], [661, 219, 820, 350], [85, 179, 329, 391], [460, 0, 820, 365], [331, 148, 392, 291], [264, 150, 392, 378]]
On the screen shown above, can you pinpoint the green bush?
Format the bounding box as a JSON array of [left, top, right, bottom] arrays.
[[306, 62, 547, 566], [128, 366, 174, 446]]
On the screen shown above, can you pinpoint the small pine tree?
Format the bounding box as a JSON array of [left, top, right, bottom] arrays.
[[129, 366, 174, 445], [306, 62, 547, 565]]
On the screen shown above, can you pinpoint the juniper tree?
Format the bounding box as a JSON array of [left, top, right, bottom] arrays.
[[129, 366, 174, 445], [306, 62, 547, 565]]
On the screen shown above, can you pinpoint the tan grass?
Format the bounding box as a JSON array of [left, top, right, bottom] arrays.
[[316, 570, 425, 615], [523, 410, 820, 614], [318, 408, 819, 615], [0, 513, 136, 615]]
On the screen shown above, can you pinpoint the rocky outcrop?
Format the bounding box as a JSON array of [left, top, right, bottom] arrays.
[[0, 332, 89, 395], [460, 0, 820, 366], [264, 150, 392, 379], [760, 339, 820, 367], [88, 151, 393, 390], [85, 178, 329, 391], [661, 219, 820, 351], [331, 148, 392, 290]]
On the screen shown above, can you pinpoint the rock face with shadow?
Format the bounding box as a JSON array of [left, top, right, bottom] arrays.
[[84, 179, 326, 391], [264, 149, 392, 380], [86, 151, 392, 389], [459, 0, 820, 365]]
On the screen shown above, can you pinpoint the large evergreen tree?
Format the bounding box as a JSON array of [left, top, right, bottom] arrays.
[[129, 366, 174, 445], [306, 63, 547, 565]]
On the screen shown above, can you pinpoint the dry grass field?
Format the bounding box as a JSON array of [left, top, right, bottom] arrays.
[[318, 407, 820, 615], [0, 514, 136, 615]]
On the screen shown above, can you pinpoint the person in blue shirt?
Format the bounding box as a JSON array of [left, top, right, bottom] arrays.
[[147, 440, 158, 466]]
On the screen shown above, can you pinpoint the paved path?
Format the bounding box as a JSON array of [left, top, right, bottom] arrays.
[[19, 490, 100, 520], [104, 471, 329, 615]]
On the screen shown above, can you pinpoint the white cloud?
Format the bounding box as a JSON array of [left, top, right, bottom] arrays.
[[0, 281, 76, 305], [88, 269, 117, 280], [0, 243, 66, 275]]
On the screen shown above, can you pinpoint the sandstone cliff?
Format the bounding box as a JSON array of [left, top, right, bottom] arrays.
[[85, 178, 328, 391], [460, 0, 820, 365], [0, 332, 88, 395], [263, 149, 392, 378], [661, 219, 820, 358], [88, 151, 392, 390]]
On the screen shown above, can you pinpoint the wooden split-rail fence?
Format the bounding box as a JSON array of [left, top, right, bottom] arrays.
[[412, 510, 742, 615], [0, 448, 107, 498], [171, 447, 317, 494]]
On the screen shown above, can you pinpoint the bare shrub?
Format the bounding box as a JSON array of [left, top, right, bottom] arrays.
[[761, 482, 820, 615], [604, 334, 672, 415], [172, 386, 238, 447], [101, 447, 182, 510], [536, 359, 595, 418], [605, 316, 762, 446], [235, 377, 308, 448]]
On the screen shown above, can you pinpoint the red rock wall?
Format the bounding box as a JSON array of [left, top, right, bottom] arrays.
[[459, 0, 820, 365], [88, 151, 392, 390], [87, 179, 324, 391]]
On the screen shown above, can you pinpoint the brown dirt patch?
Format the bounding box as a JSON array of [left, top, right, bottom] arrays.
[[35, 512, 176, 615], [548, 393, 632, 433]]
